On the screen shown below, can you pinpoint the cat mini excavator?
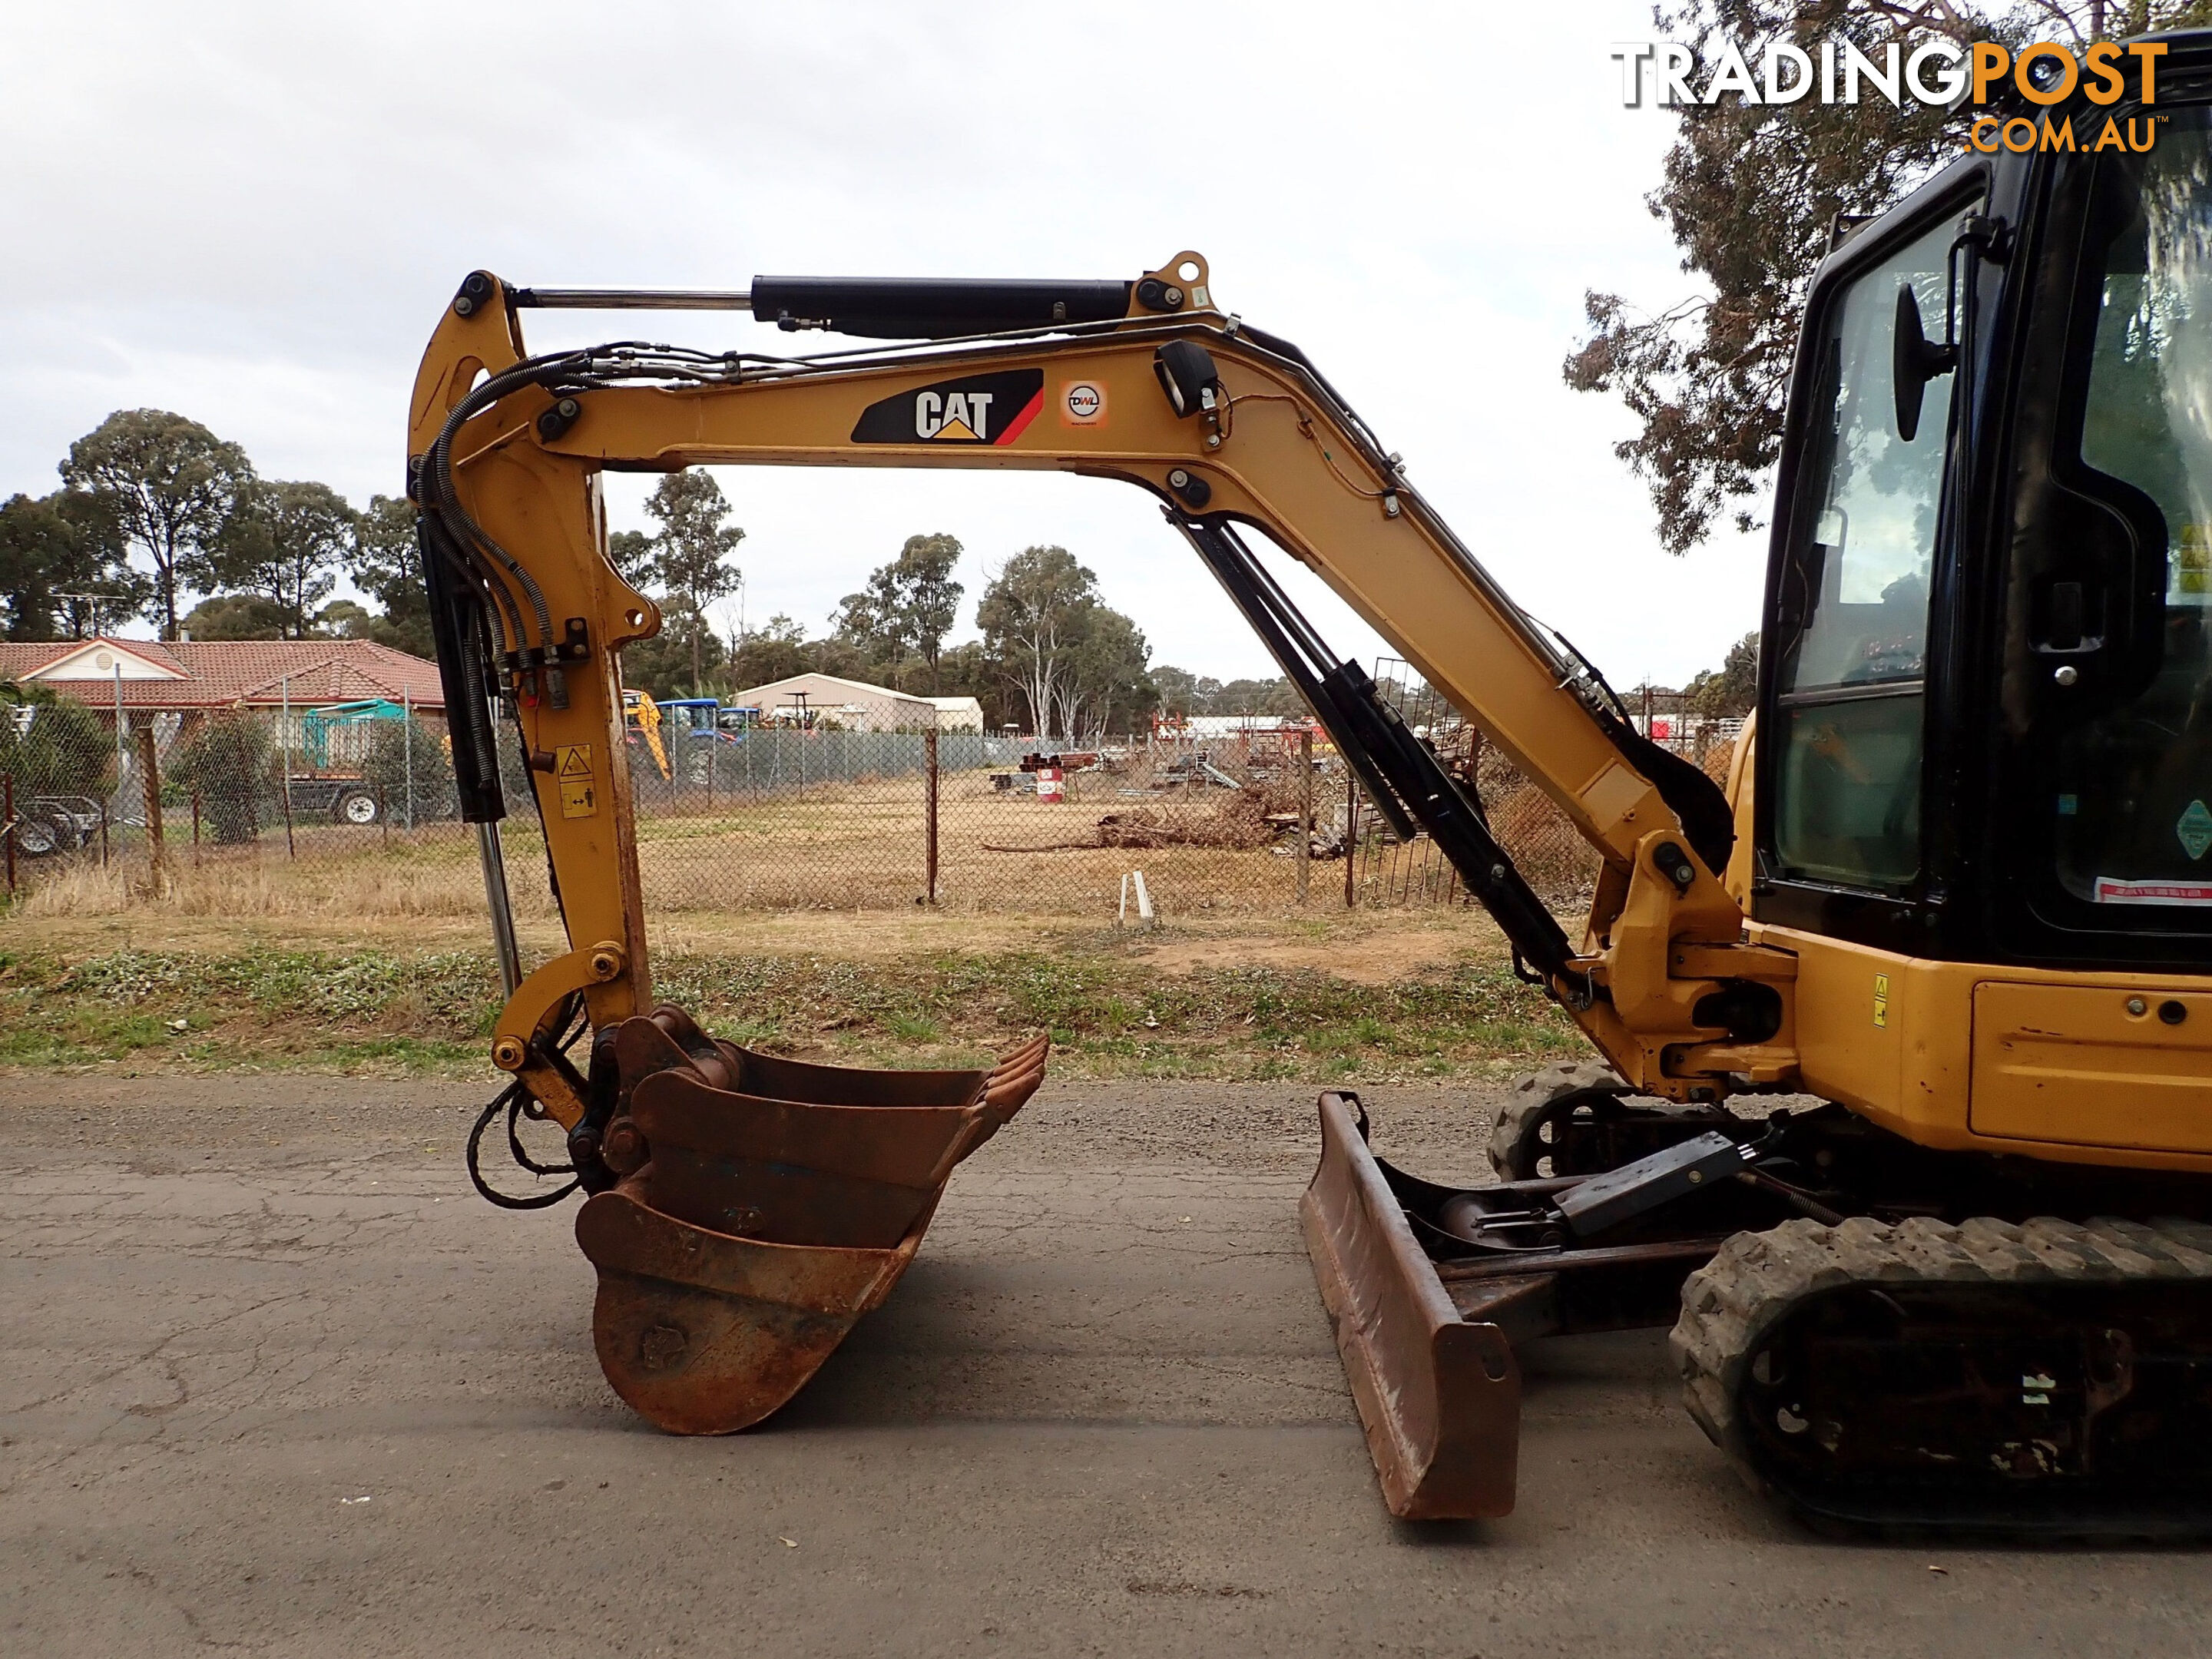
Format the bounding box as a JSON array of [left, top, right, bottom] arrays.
[[414, 48, 2212, 1536]]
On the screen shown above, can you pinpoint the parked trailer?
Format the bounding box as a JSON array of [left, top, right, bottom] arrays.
[[283, 775, 383, 825]]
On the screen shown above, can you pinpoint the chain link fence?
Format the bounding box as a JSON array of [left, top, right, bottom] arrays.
[[2, 673, 1740, 926], [1346, 662, 1740, 910]]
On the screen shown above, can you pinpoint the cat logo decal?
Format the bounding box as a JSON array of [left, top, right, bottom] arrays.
[[851, 369, 1045, 445]]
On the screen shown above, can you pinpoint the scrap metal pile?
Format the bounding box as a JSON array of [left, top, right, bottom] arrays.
[[988, 773, 1329, 854]]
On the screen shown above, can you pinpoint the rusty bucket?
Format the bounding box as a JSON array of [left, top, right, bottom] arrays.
[[577, 1011, 1048, 1435], [1301, 1091, 1522, 1518]]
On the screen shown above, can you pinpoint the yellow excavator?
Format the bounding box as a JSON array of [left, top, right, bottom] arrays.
[[412, 52, 2212, 1536], [620, 688, 671, 782]]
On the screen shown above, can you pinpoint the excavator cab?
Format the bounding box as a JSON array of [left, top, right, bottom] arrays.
[[410, 48, 2212, 1536], [1763, 92, 2212, 975], [1745, 62, 2212, 1180], [1301, 68, 2212, 1532]]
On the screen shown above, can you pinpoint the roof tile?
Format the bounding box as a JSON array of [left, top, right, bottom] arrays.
[[0, 637, 445, 711]]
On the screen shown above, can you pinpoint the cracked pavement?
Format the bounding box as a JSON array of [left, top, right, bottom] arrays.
[[3, 1074, 2204, 1657]]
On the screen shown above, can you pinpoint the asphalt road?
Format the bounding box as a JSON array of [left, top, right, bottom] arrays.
[[4, 1073, 2205, 1658]]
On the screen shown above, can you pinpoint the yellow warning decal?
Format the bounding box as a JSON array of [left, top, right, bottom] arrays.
[[1873, 972, 1890, 1029], [555, 743, 597, 820]]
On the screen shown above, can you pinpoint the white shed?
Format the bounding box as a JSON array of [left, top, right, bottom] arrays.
[[926, 696, 985, 732], [730, 672, 969, 732]]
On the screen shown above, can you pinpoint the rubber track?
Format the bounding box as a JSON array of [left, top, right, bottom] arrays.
[[1671, 1214, 2212, 1506], [1485, 1062, 1624, 1180]]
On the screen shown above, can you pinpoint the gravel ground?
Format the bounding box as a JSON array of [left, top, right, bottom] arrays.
[[4, 1074, 2204, 1657]]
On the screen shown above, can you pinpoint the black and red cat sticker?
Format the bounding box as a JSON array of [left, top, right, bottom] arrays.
[[850, 369, 1044, 445]]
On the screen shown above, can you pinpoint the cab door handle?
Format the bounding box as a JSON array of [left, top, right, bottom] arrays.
[[2034, 577, 2104, 654]]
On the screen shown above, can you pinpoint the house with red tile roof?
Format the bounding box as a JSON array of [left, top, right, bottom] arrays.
[[0, 637, 444, 715]]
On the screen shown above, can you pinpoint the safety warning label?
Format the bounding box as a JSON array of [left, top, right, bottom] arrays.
[[2095, 876, 2212, 907], [555, 744, 596, 819]]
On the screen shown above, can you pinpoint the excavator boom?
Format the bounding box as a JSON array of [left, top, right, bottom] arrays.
[[410, 253, 1789, 1112]]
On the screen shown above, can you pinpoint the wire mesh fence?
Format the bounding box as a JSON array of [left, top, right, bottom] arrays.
[[1348, 660, 1741, 909], [2, 670, 1743, 926]]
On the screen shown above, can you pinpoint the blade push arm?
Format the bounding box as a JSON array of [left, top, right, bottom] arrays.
[[407, 253, 1796, 1108]]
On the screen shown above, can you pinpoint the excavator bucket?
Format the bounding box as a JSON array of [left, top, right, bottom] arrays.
[[576, 1008, 1048, 1435], [1301, 1091, 1522, 1518]]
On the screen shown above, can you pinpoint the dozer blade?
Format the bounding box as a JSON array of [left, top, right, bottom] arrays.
[[578, 1013, 1048, 1435], [1301, 1091, 1522, 1518], [1303, 1091, 1749, 1519]]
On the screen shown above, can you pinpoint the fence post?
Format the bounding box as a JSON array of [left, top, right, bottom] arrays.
[[138, 725, 166, 898], [1344, 773, 1356, 909], [4, 773, 14, 898], [403, 691, 415, 830], [279, 677, 296, 859], [112, 664, 127, 814], [924, 727, 940, 906], [1296, 728, 1313, 906]]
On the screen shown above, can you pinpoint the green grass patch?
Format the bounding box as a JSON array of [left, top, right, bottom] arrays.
[[0, 940, 1580, 1081]]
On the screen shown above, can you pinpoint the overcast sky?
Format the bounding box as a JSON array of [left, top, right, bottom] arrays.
[[0, 2, 1763, 689]]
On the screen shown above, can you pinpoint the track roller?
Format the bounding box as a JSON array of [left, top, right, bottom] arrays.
[[1488, 1062, 1739, 1181]]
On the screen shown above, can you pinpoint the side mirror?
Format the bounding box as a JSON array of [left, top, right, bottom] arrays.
[[1892, 285, 1957, 443]]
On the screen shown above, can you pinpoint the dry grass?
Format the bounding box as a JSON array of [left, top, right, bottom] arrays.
[[1, 780, 1565, 1082], [2, 885, 1517, 985], [12, 772, 1339, 925], [12, 837, 561, 922], [6, 750, 1651, 937], [632, 769, 1331, 914]]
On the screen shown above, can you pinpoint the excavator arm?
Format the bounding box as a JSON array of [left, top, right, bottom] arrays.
[[406, 250, 1798, 1132]]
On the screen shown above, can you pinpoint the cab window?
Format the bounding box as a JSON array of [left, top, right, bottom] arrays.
[[1770, 210, 1975, 889]]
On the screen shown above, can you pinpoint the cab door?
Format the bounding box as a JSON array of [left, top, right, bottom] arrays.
[[1757, 186, 1987, 951], [1992, 106, 2212, 969]]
